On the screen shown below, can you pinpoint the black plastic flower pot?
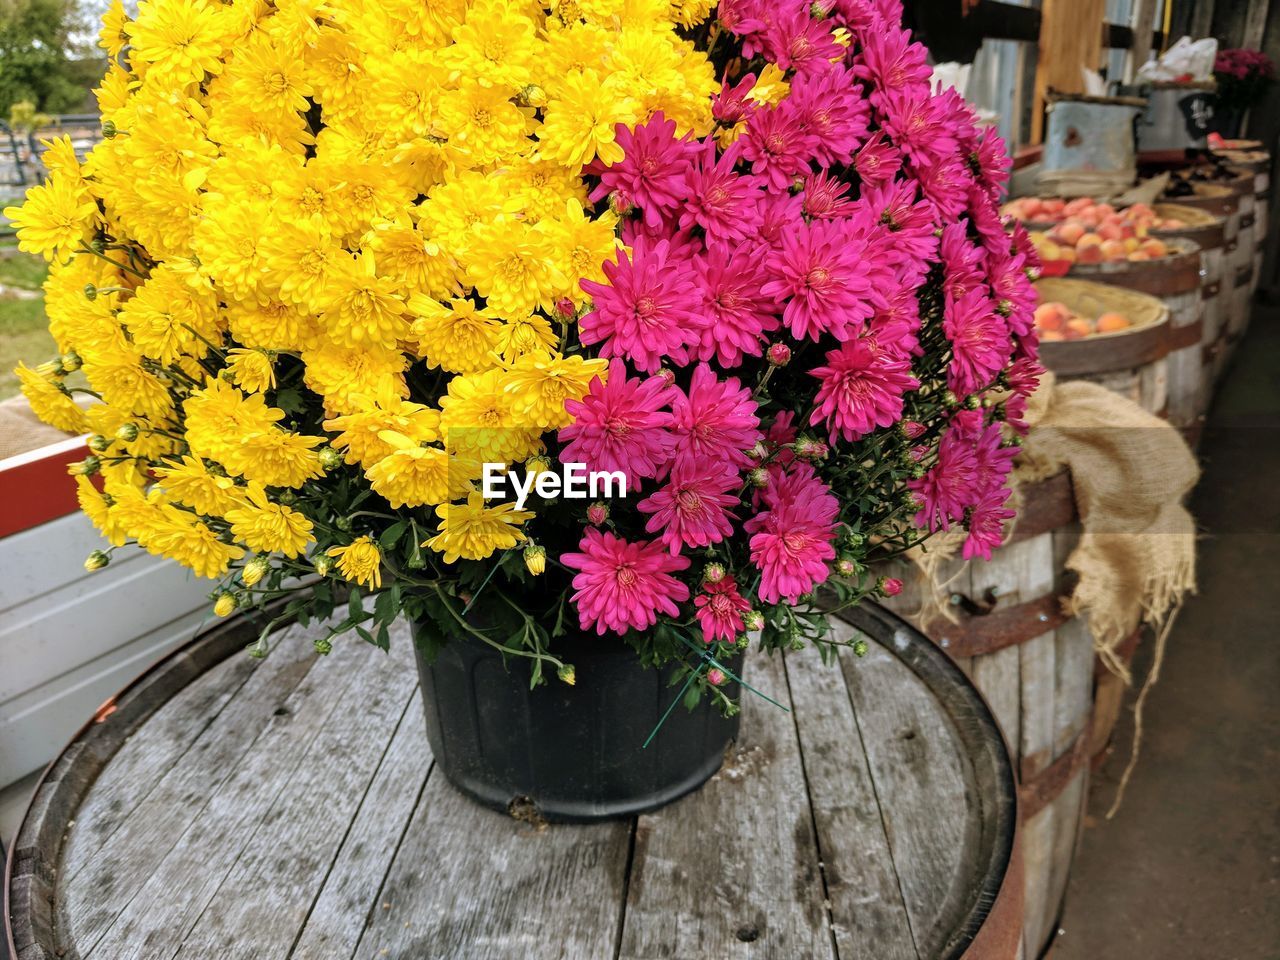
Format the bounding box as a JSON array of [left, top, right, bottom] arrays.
[[412, 623, 740, 823]]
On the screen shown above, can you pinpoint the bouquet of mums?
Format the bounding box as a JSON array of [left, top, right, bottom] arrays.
[[1213, 48, 1276, 112], [8, 0, 1040, 705]]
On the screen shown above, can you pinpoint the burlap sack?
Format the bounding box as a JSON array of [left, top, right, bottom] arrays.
[[0, 395, 80, 460]]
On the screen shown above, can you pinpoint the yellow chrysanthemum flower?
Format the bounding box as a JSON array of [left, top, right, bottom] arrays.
[[424, 491, 532, 563], [323, 387, 440, 468], [327, 536, 383, 590], [321, 251, 409, 349], [224, 485, 314, 558], [440, 0, 539, 89], [465, 219, 566, 317], [538, 69, 637, 168], [504, 354, 609, 430], [302, 342, 408, 416], [365, 433, 475, 508], [153, 456, 243, 516], [437, 78, 536, 167], [126, 0, 231, 86], [409, 297, 501, 375], [225, 349, 278, 393], [76, 476, 129, 547], [14, 364, 88, 434], [3, 173, 97, 261], [439, 369, 541, 463], [118, 266, 222, 364], [493, 314, 558, 365], [99, 0, 130, 58]]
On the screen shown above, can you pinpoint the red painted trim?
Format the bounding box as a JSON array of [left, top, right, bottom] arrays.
[[0, 436, 88, 538], [1012, 145, 1043, 170]]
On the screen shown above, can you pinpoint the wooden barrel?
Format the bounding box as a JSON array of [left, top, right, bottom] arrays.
[[877, 472, 1094, 958], [1210, 168, 1258, 356], [1151, 203, 1228, 419], [6, 607, 1023, 960], [1060, 240, 1202, 433], [1034, 277, 1170, 418], [1220, 150, 1272, 301]]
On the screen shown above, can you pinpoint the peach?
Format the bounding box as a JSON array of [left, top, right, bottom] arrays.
[[1096, 203, 1116, 218], [1034, 302, 1068, 331], [1124, 237, 1140, 253], [1065, 318, 1093, 339], [1039, 328, 1065, 341], [1064, 197, 1093, 216], [1037, 240, 1063, 261], [1056, 222, 1086, 246], [1058, 247, 1077, 263], [1076, 232, 1103, 248], [1044, 198, 1066, 215], [1098, 223, 1124, 242], [1076, 244, 1105, 264], [1139, 238, 1168, 258], [1100, 239, 1129, 261], [1127, 250, 1151, 261], [1096, 312, 1131, 332], [1159, 218, 1185, 230]]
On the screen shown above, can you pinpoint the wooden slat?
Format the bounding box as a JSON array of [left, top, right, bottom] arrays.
[[56, 647, 259, 879], [617, 650, 835, 960], [1032, 0, 1108, 143], [785, 639, 917, 960], [290, 702, 433, 960], [58, 625, 321, 951], [172, 629, 418, 959], [1242, 0, 1270, 49], [357, 761, 630, 958], [81, 636, 394, 960], [839, 642, 973, 959]]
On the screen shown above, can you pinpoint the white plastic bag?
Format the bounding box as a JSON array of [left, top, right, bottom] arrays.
[[1136, 36, 1219, 82]]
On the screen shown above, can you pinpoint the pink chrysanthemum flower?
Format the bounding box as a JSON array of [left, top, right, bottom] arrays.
[[694, 242, 780, 367], [963, 487, 1015, 560], [879, 87, 961, 167], [939, 220, 986, 306], [756, 191, 804, 250], [637, 459, 740, 553], [746, 463, 839, 604], [908, 428, 979, 531], [591, 113, 695, 228], [694, 575, 752, 643], [911, 153, 974, 220], [810, 338, 920, 441], [987, 248, 1037, 335], [670, 363, 762, 471], [861, 179, 940, 281], [968, 184, 1013, 257], [945, 288, 1010, 397], [579, 238, 706, 373], [562, 529, 691, 635], [762, 217, 880, 341], [801, 170, 858, 221], [680, 142, 765, 244], [713, 72, 762, 126], [971, 126, 1012, 194], [762, 4, 844, 71], [869, 283, 922, 357], [741, 103, 817, 191], [559, 358, 676, 484], [854, 132, 904, 186], [789, 62, 870, 165], [852, 24, 932, 107]]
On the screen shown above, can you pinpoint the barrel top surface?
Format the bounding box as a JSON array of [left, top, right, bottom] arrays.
[[6, 607, 1016, 960]]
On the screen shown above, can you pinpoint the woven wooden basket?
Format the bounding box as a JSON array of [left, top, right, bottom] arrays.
[[1034, 277, 1170, 378]]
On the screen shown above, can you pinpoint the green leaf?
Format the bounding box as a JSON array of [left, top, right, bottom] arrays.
[[274, 387, 304, 414], [379, 520, 407, 551], [682, 679, 703, 712], [374, 587, 397, 624], [348, 587, 364, 622]]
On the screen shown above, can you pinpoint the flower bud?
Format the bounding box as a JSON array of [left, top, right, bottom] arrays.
[[318, 446, 342, 471], [587, 501, 609, 525], [736, 634, 750, 650], [836, 558, 856, 577], [242, 556, 270, 586], [702, 562, 726, 584], [879, 576, 904, 597], [557, 663, 576, 686], [852, 638, 869, 657], [313, 554, 335, 576], [84, 283, 98, 301], [900, 420, 925, 439], [213, 592, 237, 618], [842, 530, 865, 548], [61, 350, 82, 372], [84, 550, 109, 572], [943, 391, 959, 408], [810, 1, 831, 17], [89, 237, 106, 253], [707, 667, 726, 686], [101, 119, 117, 138], [313, 636, 333, 655], [793, 434, 828, 461], [743, 609, 765, 632], [766, 342, 791, 366], [966, 395, 982, 410], [69, 455, 101, 476], [552, 297, 577, 320], [607, 192, 633, 217], [516, 84, 547, 107], [88, 434, 110, 453], [115, 422, 139, 442], [749, 440, 769, 460], [747, 467, 769, 488], [526, 455, 551, 476], [995, 298, 1013, 317], [524, 543, 546, 576], [655, 367, 676, 386]]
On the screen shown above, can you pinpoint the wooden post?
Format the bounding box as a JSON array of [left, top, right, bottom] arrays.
[[1243, 0, 1271, 49], [1189, 0, 1216, 41], [1032, 0, 1108, 143], [1130, 0, 1160, 81]]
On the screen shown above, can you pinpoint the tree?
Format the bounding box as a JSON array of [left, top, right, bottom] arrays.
[[0, 0, 95, 118]]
